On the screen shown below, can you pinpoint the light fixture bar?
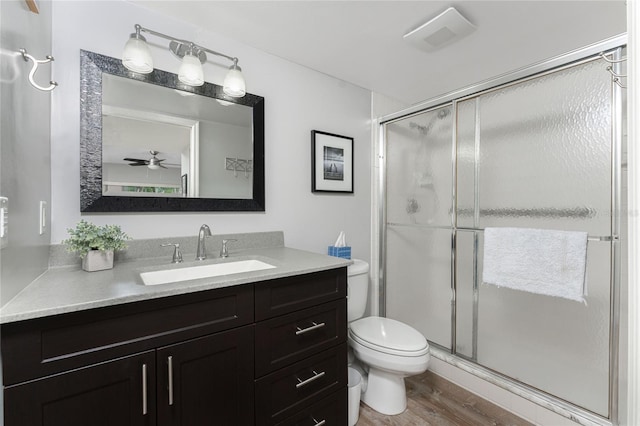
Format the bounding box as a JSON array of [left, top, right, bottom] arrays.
[[123, 24, 246, 96], [135, 24, 237, 64]]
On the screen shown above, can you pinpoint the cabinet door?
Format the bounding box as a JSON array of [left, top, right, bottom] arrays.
[[157, 325, 254, 426], [4, 351, 156, 426]]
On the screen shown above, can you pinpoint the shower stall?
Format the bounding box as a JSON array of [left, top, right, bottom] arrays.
[[379, 37, 626, 424]]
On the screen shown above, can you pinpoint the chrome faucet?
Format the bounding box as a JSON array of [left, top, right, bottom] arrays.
[[196, 224, 212, 260], [161, 243, 183, 263]]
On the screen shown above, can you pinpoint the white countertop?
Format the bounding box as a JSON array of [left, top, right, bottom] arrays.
[[0, 247, 351, 324]]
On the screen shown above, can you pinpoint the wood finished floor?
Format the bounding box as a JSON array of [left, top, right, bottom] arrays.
[[356, 371, 534, 426]]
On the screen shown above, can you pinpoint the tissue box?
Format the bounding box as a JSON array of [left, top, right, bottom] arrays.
[[328, 246, 351, 259]]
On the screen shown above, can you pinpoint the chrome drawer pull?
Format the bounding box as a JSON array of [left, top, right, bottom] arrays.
[[312, 417, 326, 426], [295, 321, 326, 336], [142, 363, 148, 415], [168, 356, 174, 406], [295, 370, 326, 388]]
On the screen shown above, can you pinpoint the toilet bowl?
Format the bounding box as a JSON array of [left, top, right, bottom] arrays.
[[347, 260, 430, 415]]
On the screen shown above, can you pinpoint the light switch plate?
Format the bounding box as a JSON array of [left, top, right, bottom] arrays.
[[39, 200, 47, 235], [0, 197, 8, 249]]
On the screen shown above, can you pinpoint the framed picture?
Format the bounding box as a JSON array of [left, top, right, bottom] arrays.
[[311, 130, 354, 193], [181, 174, 188, 196]]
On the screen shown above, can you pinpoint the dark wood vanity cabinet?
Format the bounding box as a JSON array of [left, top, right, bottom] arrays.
[[1, 267, 348, 425], [5, 350, 158, 426], [254, 269, 348, 425]]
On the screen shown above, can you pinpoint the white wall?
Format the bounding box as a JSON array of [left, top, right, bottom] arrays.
[[50, 0, 372, 260], [0, 0, 52, 306], [198, 120, 252, 199], [625, 2, 639, 424]]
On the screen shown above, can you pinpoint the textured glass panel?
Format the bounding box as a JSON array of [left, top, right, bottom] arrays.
[[455, 231, 475, 357], [386, 106, 453, 227], [475, 59, 612, 234], [383, 53, 617, 418], [456, 99, 478, 229], [477, 236, 611, 416], [386, 225, 452, 348]]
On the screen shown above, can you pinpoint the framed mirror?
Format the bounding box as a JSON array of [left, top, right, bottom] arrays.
[[80, 50, 265, 212]]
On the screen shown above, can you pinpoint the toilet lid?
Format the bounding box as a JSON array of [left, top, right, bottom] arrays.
[[349, 316, 428, 354]]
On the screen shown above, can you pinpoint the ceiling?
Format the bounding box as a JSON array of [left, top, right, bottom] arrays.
[[132, 1, 626, 106]]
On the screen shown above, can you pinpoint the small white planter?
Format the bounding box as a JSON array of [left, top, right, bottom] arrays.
[[82, 249, 114, 272]]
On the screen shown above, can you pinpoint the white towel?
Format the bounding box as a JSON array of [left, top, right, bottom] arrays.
[[482, 227, 588, 303]]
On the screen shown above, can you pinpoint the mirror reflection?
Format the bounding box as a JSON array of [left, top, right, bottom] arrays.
[[101, 73, 254, 199], [79, 50, 265, 212]]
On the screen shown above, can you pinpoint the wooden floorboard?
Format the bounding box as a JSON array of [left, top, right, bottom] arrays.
[[356, 371, 534, 426]]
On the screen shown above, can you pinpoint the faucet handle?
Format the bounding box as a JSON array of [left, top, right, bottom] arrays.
[[161, 243, 183, 263], [220, 239, 237, 258]]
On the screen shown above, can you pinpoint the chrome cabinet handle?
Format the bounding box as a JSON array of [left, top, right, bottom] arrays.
[[168, 356, 174, 406], [295, 370, 326, 389], [295, 322, 326, 336], [142, 363, 148, 415]]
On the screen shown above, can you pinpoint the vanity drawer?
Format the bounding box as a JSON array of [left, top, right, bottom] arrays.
[[255, 268, 347, 321], [1, 284, 254, 386], [255, 343, 347, 425], [275, 388, 347, 426], [255, 299, 347, 377]]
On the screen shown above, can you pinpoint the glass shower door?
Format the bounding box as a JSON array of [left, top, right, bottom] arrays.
[[384, 106, 454, 349], [382, 51, 620, 418], [455, 57, 614, 416]]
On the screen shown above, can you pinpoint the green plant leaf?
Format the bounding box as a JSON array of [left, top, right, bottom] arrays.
[[62, 220, 130, 258]]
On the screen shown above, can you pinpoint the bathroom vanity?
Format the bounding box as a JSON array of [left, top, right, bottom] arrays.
[[0, 242, 349, 425]]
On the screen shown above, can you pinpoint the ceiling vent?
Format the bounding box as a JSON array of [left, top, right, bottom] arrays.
[[403, 7, 476, 52]]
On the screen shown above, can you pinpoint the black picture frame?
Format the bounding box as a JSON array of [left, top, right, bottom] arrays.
[[311, 130, 354, 193]]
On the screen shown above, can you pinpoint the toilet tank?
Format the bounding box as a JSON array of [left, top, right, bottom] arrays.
[[348, 259, 370, 322]]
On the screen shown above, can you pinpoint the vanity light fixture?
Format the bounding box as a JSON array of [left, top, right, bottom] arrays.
[[122, 24, 246, 97], [122, 26, 153, 73], [178, 46, 205, 87]]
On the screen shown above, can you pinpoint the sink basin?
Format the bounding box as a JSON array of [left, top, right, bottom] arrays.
[[140, 259, 276, 286]]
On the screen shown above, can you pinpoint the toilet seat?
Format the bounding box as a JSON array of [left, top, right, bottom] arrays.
[[349, 316, 429, 357]]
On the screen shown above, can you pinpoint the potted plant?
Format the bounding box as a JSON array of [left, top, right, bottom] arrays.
[[63, 220, 130, 272]]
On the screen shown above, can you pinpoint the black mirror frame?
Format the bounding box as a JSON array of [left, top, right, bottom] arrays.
[[79, 50, 265, 212]]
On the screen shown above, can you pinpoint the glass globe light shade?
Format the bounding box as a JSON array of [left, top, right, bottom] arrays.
[[122, 34, 153, 74], [223, 65, 246, 97], [178, 53, 204, 87]]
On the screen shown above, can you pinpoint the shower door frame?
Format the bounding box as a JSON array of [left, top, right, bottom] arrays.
[[378, 34, 626, 425]]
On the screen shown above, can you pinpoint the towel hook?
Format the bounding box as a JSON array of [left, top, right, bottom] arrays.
[[600, 52, 627, 89], [19, 48, 58, 92], [599, 52, 627, 64]]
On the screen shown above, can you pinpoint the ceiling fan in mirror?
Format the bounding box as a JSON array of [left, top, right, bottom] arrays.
[[124, 150, 174, 170]]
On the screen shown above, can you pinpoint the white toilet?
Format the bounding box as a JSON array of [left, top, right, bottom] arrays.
[[347, 259, 430, 415]]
